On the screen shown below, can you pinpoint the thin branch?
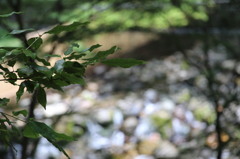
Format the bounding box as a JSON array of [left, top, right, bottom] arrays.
[[0, 112, 26, 123]]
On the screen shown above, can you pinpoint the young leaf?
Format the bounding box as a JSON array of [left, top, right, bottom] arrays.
[[0, 12, 22, 18], [10, 29, 34, 35], [12, 110, 28, 117], [37, 86, 47, 109], [27, 37, 43, 50], [16, 82, 25, 102], [0, 98, 10, 107], [102, 58, 145, 68], [45, 22, 88, 34]]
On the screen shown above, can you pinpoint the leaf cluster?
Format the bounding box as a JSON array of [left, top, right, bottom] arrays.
[[0, 12, 144, 159]]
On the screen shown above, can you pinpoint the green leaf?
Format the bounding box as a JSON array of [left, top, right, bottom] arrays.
[[45, 22, 88, 34], [7, 60, 16, 67], [64, 47, 73, 55], [17, 66, 34, 77], [37, 86, 47, 109], [63, 61, 85, 74], [23, 122, 39, 138], [10, 29, 34, 35], [88, 44, 102, 52], [32, 77, 63, 91], [34, 66, 53, 78], [36, 57, 50, 66], [64, 43, 81, 55], [0, 98, 10, 107], [60, 72, 85, 85], [23, 50, 36, 59], [16, 82, 25, 102], [44, 54, 61, 58], [6, 72, 17, 84], [102, 58, 145, 68], [53, 59, 64, 73], [72, 43, 79, 48], [24, 80, 37, 93], [0, 12, 22, 18], [85, 46, 119, 62], [11, 125, 21, 137], [26, 120, 74, 159], [27, 37, 43, 50], [12, 110, 28, 117], [4, 49, 21, 57], [0, 65, 10, 72], [0, 49, 7, 61], [63, 53, 86, 60]]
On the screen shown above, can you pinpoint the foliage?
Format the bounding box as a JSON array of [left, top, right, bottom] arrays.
[[0, 12, 144, 159], [0, 0, 213, 47]]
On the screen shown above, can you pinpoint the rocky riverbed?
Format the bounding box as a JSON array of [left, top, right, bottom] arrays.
[[17, 45, 240, 159]]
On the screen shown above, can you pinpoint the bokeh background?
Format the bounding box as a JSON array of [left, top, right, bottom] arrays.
[[1, 0, 240, 159]]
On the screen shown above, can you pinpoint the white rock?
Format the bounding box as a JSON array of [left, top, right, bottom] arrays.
[[155, 141, 179, 158]]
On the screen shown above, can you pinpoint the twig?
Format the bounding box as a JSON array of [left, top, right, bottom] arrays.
[[0, 112, 26, 123]]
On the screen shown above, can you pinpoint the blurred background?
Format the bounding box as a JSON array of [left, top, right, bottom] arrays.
[[1, 0, 240, 159]]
